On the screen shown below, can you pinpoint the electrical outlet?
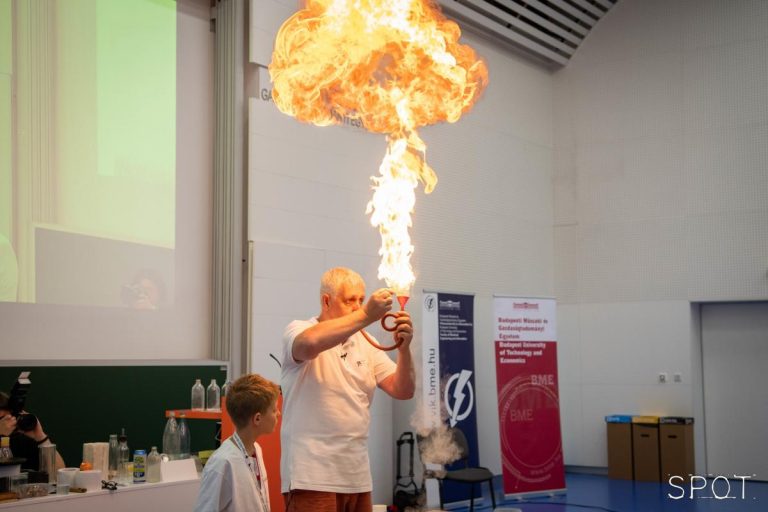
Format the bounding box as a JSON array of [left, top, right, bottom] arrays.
[[658, 372, 668, 383], [673, 372, 682, 383]]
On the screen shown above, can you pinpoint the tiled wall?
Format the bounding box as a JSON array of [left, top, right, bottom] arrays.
[[553, 0, 768, 468]]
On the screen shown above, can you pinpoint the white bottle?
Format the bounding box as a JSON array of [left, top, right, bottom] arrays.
[[191, 379, 205, 410], [206, 379, 221, 411], [146, 446, 162, 483]]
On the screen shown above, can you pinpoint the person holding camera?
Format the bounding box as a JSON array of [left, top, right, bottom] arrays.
[[0, 392, 65, 471]]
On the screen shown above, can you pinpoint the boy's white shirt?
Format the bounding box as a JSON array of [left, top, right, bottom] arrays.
[[194, 436, 269, 512]]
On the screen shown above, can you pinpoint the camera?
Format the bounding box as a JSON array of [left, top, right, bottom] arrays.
[[7, 371, 38, 433]]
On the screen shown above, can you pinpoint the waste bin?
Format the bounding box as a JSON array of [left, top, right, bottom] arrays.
[[660, 417, 694, 482], [632, 416, 660, 482], [605, 415, 634, 480]]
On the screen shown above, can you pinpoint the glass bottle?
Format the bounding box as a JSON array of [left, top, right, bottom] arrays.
[[178, 413, 191, 460], [191, 379, 205, 410], [108, 434, 119, 480], [162, 412, 179, 460], [118, 428, 130, 466], [221, 379, 232, 397], [117, 428, 130, 484], [146, 446, 162, 483], [206, 379, 221, 411]]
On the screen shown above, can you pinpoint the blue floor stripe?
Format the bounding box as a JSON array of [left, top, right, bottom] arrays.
[[444, 473, 767, 512]]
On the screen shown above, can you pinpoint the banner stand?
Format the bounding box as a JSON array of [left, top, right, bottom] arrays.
[[421, 291, 480, 509], [493, 295, 566, 498]]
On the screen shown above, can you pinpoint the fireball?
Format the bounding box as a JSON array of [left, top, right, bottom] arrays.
[[270, 0, 488, 296]]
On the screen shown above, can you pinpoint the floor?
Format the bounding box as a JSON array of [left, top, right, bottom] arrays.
[[445, 473, 767, 512]]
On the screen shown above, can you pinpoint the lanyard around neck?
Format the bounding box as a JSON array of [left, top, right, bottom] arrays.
[[230, 433, 269, 510]]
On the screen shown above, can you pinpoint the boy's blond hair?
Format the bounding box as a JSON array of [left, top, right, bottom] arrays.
[[225, 374, 280, 429]]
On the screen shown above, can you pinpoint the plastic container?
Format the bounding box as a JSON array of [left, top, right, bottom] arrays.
[[191, 379, 205, 410], [206, 379, 221, 411], [17, 482, 51, 498], [118, 461, 133, 486], [39, 444, 57, 484], [146, 446, 162, 483], [9, 473, 28, 497]]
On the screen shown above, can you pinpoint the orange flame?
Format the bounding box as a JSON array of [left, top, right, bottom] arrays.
[[270, 0, 488, 295]]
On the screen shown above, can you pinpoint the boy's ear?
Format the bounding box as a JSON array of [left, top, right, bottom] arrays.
[[253, 412, 262, 425]]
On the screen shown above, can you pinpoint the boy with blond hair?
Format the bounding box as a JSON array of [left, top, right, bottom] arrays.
[[194, 374, 280, 512]]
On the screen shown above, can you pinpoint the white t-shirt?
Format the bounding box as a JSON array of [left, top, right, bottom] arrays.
[[194, 436, 270, 512], [280, 317, 397, 493]]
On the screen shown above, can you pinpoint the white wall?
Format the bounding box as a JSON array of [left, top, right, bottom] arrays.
[[247, 0, 554, 498], [553, 0, 768, 468]]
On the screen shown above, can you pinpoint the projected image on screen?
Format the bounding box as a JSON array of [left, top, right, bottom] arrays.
[[0, 0, 176, 308]]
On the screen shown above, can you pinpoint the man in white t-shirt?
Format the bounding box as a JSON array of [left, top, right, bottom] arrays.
[[281, 267, 415, 512]]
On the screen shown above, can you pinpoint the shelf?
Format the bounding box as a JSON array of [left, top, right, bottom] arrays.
[[164, 409, 221, 420]]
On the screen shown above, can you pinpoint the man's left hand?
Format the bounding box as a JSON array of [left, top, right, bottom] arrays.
[[393, 311, 413, 350]]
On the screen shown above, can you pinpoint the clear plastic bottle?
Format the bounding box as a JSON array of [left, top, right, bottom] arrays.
[[118, 428, 130, 473], [162, 412, 179, 460], [178, 413, 191, 460], [191, 379, 205, 410], [108, 434, 119, 480], [206, 379, 221, 411], [146, 446, 162, 483]]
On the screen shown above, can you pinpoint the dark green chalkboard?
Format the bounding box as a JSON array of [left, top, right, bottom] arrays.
[[0, 364, 227, 469]]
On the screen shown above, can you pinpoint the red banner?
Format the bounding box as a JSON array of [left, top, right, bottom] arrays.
[[493, 297, 565, 495]]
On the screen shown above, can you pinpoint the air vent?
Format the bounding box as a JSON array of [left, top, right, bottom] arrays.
[[440, 0, 619, 66]]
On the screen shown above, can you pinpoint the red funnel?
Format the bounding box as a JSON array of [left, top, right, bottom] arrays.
[[397, 295, 409, 311]]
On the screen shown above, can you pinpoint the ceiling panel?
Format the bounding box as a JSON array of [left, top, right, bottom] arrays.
[[440, 0, 619, 66]]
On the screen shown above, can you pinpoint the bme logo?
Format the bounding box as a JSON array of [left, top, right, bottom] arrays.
[[668, 474, 757, 501]]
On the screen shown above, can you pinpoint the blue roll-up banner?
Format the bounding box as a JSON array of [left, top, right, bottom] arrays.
[[422, 291, 478, 507]]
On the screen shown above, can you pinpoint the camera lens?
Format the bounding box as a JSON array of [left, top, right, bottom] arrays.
[[16, 413, 37, 432]]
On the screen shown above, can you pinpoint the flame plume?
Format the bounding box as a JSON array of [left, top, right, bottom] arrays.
[[270, 0, 488, 296]]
